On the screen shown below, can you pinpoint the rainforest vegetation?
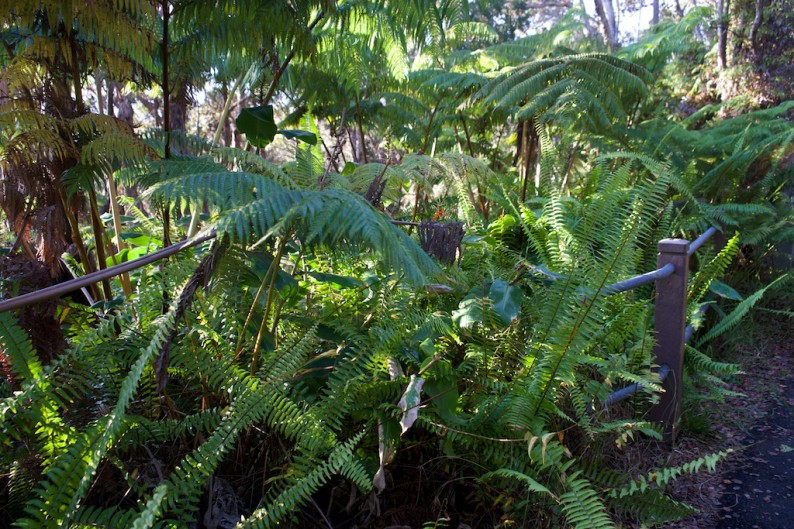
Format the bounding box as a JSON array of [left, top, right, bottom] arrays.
[[0, 0, 792, 527]]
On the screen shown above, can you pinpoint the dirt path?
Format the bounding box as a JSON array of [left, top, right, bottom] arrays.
[[661, 310, 793, 529], [716, 368, 794, 529]]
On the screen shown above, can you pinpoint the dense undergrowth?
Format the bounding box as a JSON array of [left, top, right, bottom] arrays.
[[0, 2, 792, 528]]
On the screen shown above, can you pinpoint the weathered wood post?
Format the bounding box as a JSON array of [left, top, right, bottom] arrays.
[[649, 238, 690, 443]]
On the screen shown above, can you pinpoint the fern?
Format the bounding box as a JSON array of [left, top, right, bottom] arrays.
[[611, 450, 733, 499], [559, 472, 615, 529], [239, 432, 369, 528], [697, 273, 791, 345]]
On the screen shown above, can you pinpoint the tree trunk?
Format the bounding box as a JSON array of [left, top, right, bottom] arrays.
[[674, 0, 685, 18], [717, 0, 730, 70], [593, 0, 618, 50], [170, 84, 189, 134], [107, 79, 114, 117], [750, 0, 764, 54], [652, 0, 660, 25], [162, 0, 171, 158], [97, 75, 104, 115], [354, 93, 368, 163]]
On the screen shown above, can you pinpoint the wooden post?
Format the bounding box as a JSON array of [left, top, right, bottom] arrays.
[[649, 238, 690, 443]]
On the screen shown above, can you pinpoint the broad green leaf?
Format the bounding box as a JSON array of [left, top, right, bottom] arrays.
[[708, 279, 743, 300], [236, 105, 278, 147], [247, 250, 299, 295], [278, 129, 317, 145], [119, 233, 162, 248], [307, 272, 365, 289], [341, 162, 357, 175], [489, 279, 524, 325], [106, 246, 151, 266], [452, 280, 524, 329], [423, 360, 459, 422], [451, 297, 486, 329], [419, 338, 435, 359]]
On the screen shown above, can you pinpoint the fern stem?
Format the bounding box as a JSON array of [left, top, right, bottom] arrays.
[[422, 97, 444, 154], [409, 183, 422, 234], [88, 189, 113, 300], [56, 186, 101, 301], [354, 93, 368, 164], [235, 279, 269, 359], [533, 209, 644, 415], [261, 11, 325, 106], [250, 236, 288, 374], [458, 112, 475, 157], [212, 68, 249, 146], [105, 169, 133, 298]]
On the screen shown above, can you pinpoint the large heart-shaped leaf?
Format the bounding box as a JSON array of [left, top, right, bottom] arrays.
[[236, 105, 278, 147], [489, 279, 524, 325], [451, 297, 487, 329], [452, 280, 524, 329], [237, 105, 318, 147]]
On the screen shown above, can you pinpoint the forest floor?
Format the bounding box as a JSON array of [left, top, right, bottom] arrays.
[[662, 292, 794, 529]]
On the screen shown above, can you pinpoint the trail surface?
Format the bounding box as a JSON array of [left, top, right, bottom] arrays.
[[716, 347, 794, 529]]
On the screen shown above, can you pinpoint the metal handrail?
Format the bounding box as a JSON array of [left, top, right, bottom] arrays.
[[598, 303, 711, 411], [688, 226, 719, 256], [597, 227, 719, 413], [601, 364, 671, 409], [602, 263, 675, 295], [0, 232, 217, 313]]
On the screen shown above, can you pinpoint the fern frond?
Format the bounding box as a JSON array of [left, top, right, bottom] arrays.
[[697, 274, 791, 345], [559, 471, 614, 529]]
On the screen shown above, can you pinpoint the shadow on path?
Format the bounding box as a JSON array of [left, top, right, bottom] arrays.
[[717, 377, 794, 529]]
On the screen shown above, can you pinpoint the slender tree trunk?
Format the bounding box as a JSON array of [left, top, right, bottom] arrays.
[[107, 79, 114, 117], [354, 93, 368, 163], [161, 1, 173, 248], [88, 190, 113, 300], [261, 11, 325, 106], [69, 32, 85, 115], [593, 0, 618, 50], [674, 0, 685, 18], [422, 99, 443, 154], [652, 0, 660, 25], [458, 113, 475, 157], [717, 0, 730, 70], [212, 65, 253, 145], [519, 121, 530, 202], [162, 0, 171, 158], [97, 75, 104, 115], [519, 120, 538, 202], [750, 0, 764, 53]]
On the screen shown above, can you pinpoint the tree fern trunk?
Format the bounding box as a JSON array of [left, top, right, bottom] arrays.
[[162, 0, 171, 158]]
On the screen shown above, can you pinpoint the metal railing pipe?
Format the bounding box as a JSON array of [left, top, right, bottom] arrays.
[[687, 226, 718, 256], [0, 232, 217, 313], [601, 364, 671, 409], [603, 263, 676, 296]]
